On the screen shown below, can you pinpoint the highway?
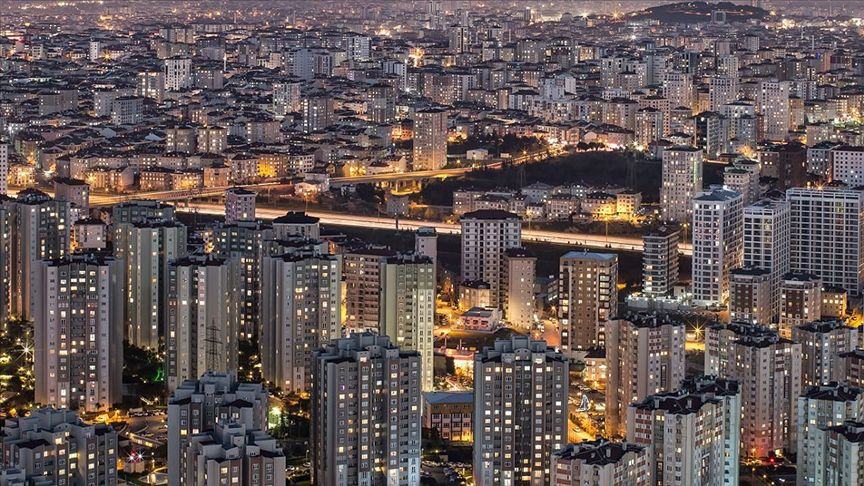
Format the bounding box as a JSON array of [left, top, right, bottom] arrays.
[[180, 202, 694, 256]]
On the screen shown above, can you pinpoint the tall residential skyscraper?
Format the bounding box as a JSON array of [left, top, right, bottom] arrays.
[[558, 252, 618, 355], [743, 197, 791, 319], [114, 220, 188, 349], [708, 74, 739, 111], [460, 209, 522, 308], [627, 377, 741, 486], [224, 187, 256, 224], [0, 142, 8, 196], [550, 439, 648, 486], [705, 322, 802, 458], [473, 336, 568, 486], [164, 57, 192, 91], [166, 255, 241, 392], [311, 334, 422, 486], [210, 220, 274, 338], [796, 421, 864, 486], [503, 247, 536, 329], [379, 253, 436, 391], [301, 92, 334, 133], [366, 83, 397, 124], [661, 71, 693, 108], [167, 372, 269, 486], [413, 108, 447, 170], [642, 225, 680, 297], [33, 253, 123, 413], [660, 146, 703, 223], [691, 187, 743, 307], [758, 80, 791, 140], [796, 383, 864, 483], [4, 189, 70, 320], [343, 247, 395, 332], [729, 267, 773, 325], [184, 423, 286, 486], [779, 272, 822, 337], [787, 186, 864, 296], [0, 203, 9, 324], [604, 313, 686, 437], [0, 408, 118, 486], [260, 253, 341, 393], [792, 320, 858, 388]]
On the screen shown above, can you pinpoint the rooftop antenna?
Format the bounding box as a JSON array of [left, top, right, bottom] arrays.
[[205, 318, 222, 370]]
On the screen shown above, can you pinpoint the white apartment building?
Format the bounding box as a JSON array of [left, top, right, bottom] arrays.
[[185, 423, 286, 486], [705, 322, 802, 458], [787, 187, 864, 296], [413, 108, 448, 170], [779, 272, 823, 338], [743, 197, 791, 318], [0, 408, 119, 486], [164, 57, 192, 91], [473, 336, 568, 486], [604, 313, 686, 437], [379, 253, 436, 391], [503, 247, 536, 329], [167, 372, 269, 486], [558, 252, 618, 355], [660, 146, 703, 223], [627, 377, 741, 486], [225, 187, 256, 224], [796, 383, 864, 483], [692, 187, 743, 307], [311, 334, 422, 486], [798, 421, 864, 486], [758, 80, 791, 140], [33, 254, 123, 412], [792, 320, 859, 387], [708, 75, 739, 112], [550, 440, 648, 486], [260, 253, 341, 393], [166, 255, 241, 392], [460, 209, 522, 308], [829, 145, 864, 186]]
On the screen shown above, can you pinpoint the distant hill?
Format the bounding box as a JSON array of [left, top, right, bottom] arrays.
[[629, 1, 769, 23]]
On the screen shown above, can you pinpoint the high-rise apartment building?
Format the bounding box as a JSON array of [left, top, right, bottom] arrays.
[[779, 272, 822, 338], [692, 187, 743, 307], [758, 80, 791, 140], [166, 255, 241, 392], [796, 383, 864, 483], [729, 266, 773, 325], [0, 143, 8, 196], [792, 320, 858, 388], [742, 197, 791, 319], [705, 322, 802, 458], [460, 210, 522, 308], [114, 220, 188, 349], [829, 145, 864, 186], [343, 247, 395, 332], [0, 408, 118, 486], [366, 83, 397, 124], [164, 57, 192, 91], [413, 108, 447, 170], [642, 225, 679, 297], [301, 92, 334, 133], [379, 253, 436, 391], [787, 187, 864, 296], [311, 334, 422, 486], [796, 421, 864, 486], [225, 187, 256, 224], [550, 439, 648, 486], [33, 253, 123, 412], [473, 336, 568, 486], [167, 372, 269, 486], [660, 146, 703, 223], [503, 247, 536, 329], [604, 313, 686, 437], [708, 75, 739, 111], [184, 423, 286, 486], [558, 252, 618, 355], [627, 377, 741, 486], [4, 189, 70, 320], [260, 253, 341, 393]]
